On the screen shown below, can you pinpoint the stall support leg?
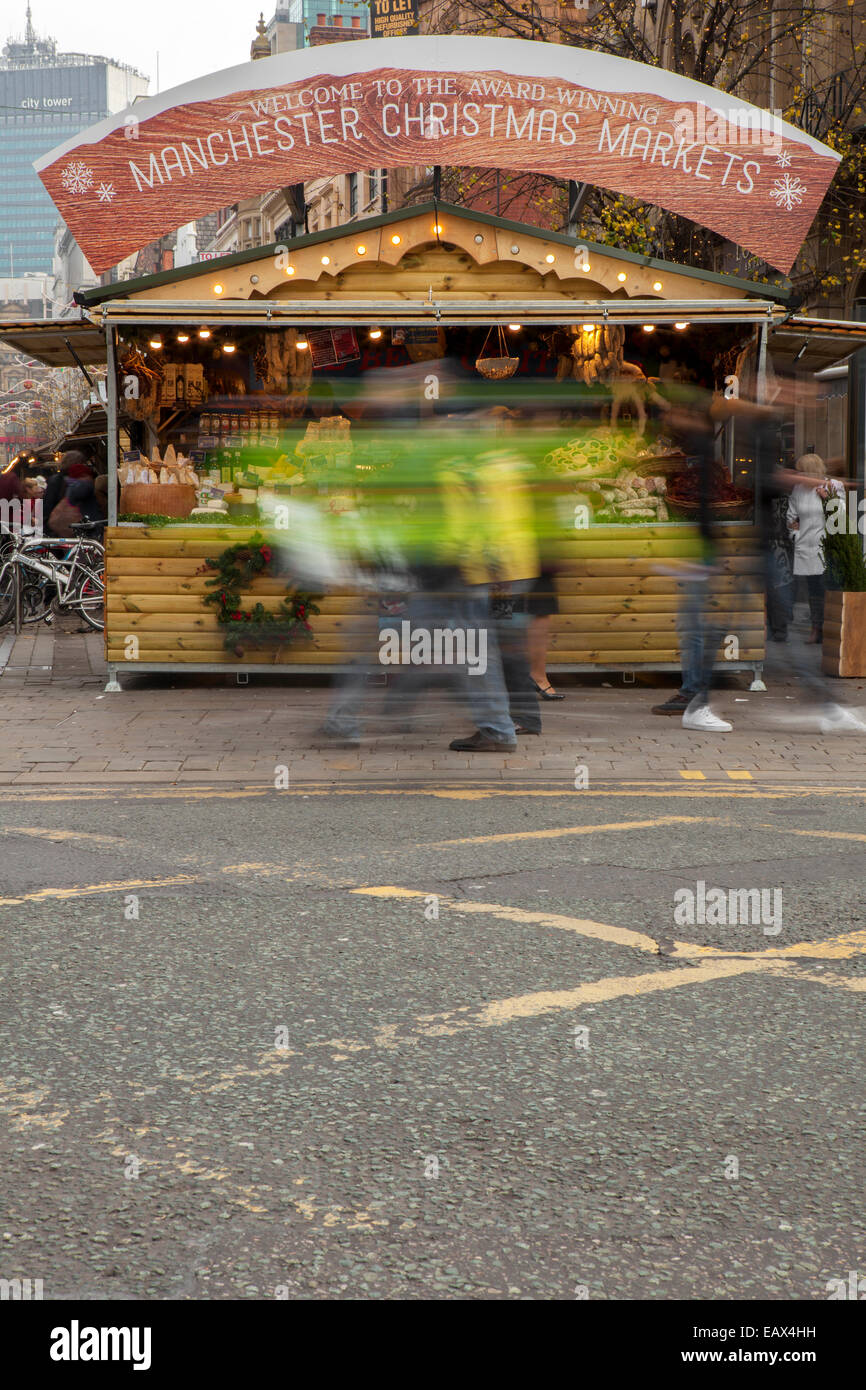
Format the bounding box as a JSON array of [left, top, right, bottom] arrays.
[[104, 665, 122, 693], [13, 557, 21, 635], [749, 664, 766, 692]]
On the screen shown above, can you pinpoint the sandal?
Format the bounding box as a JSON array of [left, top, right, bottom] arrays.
[[532, 679, 565, 701]]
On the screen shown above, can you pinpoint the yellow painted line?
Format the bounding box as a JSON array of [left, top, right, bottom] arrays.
[[405, 959, 775, 1039], [679, 771, 706, 780], [420, 815, 720, 848], [671, 928, 866, 962], [726, 771, 752, 781], [757, 824, 866, 846], [0, 874, 198, 907], [2, 783, 866, 802], [351, 887, 661, 954], [0, 826, 125, 847], [775, 965, 866, 993]]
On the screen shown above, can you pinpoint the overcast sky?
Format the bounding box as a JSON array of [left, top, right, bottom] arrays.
[[7, 1, 264, 95]]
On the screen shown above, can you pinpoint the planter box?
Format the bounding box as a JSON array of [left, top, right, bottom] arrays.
[[822, 590, 866, 676]]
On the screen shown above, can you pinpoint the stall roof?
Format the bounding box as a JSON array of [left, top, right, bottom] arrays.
[[768, 315, 866, 372], [76, 201, 792, 309], [0, 318, 107, 368]]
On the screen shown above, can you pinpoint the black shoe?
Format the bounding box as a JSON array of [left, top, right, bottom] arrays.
[[651, 694, 692, 716], [449, 731, 518, 752], [515, 726, 541, 735], [532, 679, 565, 701]]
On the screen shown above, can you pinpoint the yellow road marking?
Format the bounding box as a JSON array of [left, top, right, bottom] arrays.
[[458, 959, 773, 1029], [679, 771, 706, 780], [671, 928, 866, 962], [0, 826, 125, 846], [726, 771, 752, 780], [2, 783, 866, 802], [0, 875, 198, 907], [351, 887, 661, 954], [757, 824, 866, 846], [777, 965, 866, 993], [420, 815, 719, 848], [357, 886, 866, 965]]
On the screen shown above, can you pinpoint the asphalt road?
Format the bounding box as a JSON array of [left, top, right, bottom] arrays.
[[1, 781, 864, 1300]]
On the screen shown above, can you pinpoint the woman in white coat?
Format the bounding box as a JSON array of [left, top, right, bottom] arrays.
[[786, 453, 843, 644]]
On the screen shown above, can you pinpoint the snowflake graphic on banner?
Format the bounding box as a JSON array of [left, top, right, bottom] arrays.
[[60, 160, 94, 195], [96, 182, 116, 203], [770, 173, 808, 210], [774, 148, 794, 168]]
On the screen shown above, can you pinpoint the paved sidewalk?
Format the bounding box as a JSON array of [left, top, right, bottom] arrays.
[[1, 613, 865, 787]]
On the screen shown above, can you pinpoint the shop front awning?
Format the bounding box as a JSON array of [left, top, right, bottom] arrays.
[[0, 318, 107, 368], [93, 296, 786, 329]]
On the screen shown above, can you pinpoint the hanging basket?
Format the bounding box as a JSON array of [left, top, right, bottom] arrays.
[[476, 325, 520, 380]]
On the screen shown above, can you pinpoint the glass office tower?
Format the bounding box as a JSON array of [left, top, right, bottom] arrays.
[[0, 7, 147, 276]]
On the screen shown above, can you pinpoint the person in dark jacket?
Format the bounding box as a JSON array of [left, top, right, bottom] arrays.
[[42, 452, 93, 536], [66, 477, 104, 524]]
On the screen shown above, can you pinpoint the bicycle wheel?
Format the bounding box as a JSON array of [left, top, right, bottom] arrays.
[[0, 562, 14, 627], [70, 567, 105, 630]]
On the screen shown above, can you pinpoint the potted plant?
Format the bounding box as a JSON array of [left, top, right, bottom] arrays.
[[821, 507, 866, 677]]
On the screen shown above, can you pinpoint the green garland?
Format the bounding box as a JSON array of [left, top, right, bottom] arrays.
[[119, 512, 256, 527], [200, 532, 320, 657]]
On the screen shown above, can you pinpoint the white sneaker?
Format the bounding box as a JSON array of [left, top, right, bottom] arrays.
[[682, 704, 732, 733], [818, 704, 866, 733]]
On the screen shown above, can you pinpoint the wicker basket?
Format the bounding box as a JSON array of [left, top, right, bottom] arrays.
[[119, 483, 197, 518], [632, 451, 687, 478], [666, 494, 753, 521]]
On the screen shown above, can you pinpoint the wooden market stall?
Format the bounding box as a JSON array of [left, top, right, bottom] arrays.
[[70, 201, 798, 688]]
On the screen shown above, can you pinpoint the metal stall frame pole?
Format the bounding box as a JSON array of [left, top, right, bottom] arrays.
[[748, 317, 770, 692], [104, 322, 122, 692], [13, 544, 21, 635]]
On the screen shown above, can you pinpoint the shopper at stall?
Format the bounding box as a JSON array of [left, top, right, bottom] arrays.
[[66, 477, 106, 526], [42, 452, 93, 536], [527, 572, 565, 702], [787, 453, 842, 644], [650, 386, 734, 732], [0, 467, 23, 503]]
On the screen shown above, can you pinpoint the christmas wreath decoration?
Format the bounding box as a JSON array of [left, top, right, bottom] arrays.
[[200, 532, 320, 658]]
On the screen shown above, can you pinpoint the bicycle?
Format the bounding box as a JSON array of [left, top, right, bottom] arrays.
[[0, 521, 105, 631]]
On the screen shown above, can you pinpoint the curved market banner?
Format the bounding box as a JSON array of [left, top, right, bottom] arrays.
[[35, 36, 839, 275]]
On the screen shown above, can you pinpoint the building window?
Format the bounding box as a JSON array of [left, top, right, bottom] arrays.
[[348, 172, 358, 219], [367, 169, 379, 206]]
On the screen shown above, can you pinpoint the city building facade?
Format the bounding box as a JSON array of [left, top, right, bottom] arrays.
[[0, 5, 148, 290]]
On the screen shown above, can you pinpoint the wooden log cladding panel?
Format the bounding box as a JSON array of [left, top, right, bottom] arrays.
[[104, 526, 766, 670]]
